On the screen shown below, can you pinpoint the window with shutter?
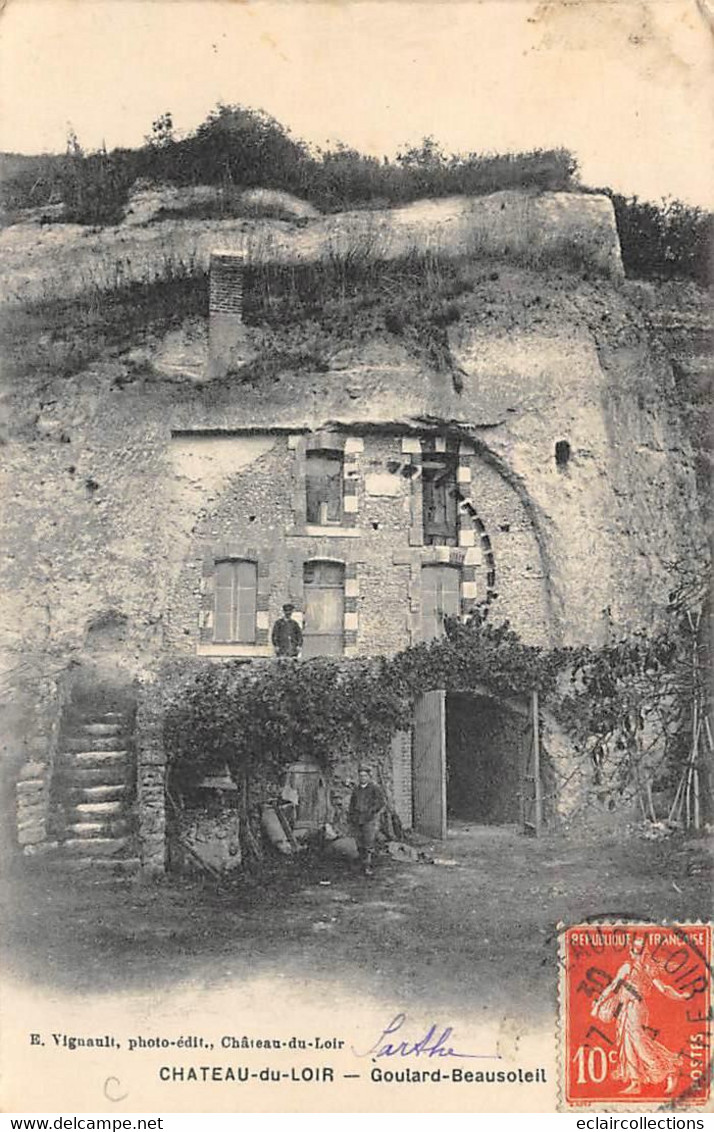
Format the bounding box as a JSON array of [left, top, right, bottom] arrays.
[[303, 560, 345, 657], [421, 564, 460, 640], [305, 450, 343, 525], [213, 559, 258, 643], [422, 453, 458, 544]]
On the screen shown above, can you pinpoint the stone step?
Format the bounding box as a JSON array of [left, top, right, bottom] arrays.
[[83, 722, 123, 737], [60, 712, 128, 733], [23, 840, 60, 858], [59, 750, 128, 766], [72, 800, 125, 816], [63, 784, 128, 802], [65, 820, 131, 838], [60, 735, 128, 754], [53, 764, 129, 787], [61, 837, 131, 856]]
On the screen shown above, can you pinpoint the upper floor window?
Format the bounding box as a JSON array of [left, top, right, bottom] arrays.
[[306, 450, 343, 525], [302, 560, 345, 657], [213, 559, 257, 643], [421, 564, 460, 640], [422, 450, 458, 545]]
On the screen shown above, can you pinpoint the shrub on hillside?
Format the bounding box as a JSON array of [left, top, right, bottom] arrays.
[[611, 194, 712, 285], [59, 144, 134, 226], [1, 106, 578, 225]]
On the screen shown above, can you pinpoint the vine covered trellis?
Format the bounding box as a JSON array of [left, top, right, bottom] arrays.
[[558, 569, 712, 827]]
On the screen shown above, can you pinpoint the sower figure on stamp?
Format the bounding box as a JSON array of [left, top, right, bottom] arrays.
[[348, 764, 385, 877], [590, 935, 686, 1096], [271, 603, 303, 657]]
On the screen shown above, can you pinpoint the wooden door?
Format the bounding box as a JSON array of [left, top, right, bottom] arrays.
[[412, 689, 447, 838], [303, 561, 345, 657]]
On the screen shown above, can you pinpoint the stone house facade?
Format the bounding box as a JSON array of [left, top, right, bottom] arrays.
[[168, 427, 547, 661]]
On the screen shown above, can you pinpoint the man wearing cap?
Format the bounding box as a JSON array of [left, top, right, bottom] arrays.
[[348, 765, 385, 877], [271, 604, 303, 657]]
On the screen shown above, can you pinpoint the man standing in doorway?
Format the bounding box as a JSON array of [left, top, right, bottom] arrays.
[[348, 764, 384, 877], [271, 603, 303, 657]]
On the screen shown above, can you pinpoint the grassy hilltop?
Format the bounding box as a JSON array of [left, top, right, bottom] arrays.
[[1, 103, 710, 286]]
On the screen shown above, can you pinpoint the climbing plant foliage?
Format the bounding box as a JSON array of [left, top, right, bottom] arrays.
[[558, 577, 710, 804], [163, 583, 710, 812], [164, 656, 410, 795], [163, 615, 566, 796], [390, 614, 563, 700]]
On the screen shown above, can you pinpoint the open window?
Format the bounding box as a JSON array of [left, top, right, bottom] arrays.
[[305, 450, 343, 525], [213, 559, 258, 643], [422, 451, 458, 545], [302, 560, 345, 657], [421, 564, 460, 640]]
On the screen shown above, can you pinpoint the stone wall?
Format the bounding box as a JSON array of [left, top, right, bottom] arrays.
[[10, 672, 65, 861], [135, 679, 167, 877], [166, 430, 549, 656]]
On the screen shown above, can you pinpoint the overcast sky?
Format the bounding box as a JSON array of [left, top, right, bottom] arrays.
[[0, 0, 712, 206]]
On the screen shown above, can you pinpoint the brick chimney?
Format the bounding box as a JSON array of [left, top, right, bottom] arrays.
[[208, 251, 245, 377]]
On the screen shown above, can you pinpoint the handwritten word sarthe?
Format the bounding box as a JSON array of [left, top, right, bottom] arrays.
[[361, 1013, 501, 1060]]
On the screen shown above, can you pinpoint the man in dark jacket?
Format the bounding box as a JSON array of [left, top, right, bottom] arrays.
[[348, 764, 384, 876], [271, 603, 303, 657]]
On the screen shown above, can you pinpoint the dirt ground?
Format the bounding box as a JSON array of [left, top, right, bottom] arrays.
[[2, 823, 711, 1020]]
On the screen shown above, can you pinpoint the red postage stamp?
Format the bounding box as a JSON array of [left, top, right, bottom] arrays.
[[561, 923, 712, 1107]]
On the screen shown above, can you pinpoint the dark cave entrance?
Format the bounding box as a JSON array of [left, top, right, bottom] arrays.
[[446, 692, 530, 825]]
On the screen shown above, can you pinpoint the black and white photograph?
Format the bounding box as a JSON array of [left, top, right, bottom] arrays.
[[0, 0, 712, 1116]]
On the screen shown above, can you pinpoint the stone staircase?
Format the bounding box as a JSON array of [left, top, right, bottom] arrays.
[[48, 699, 140, 875]]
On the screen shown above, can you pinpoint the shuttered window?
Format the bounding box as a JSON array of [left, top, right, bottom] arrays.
[[213, 559, 258, 643], [303, 560, 345, 657], [305, 450, 343, 525], [422, 454, 458, 544], [421, 564, 460, 641]]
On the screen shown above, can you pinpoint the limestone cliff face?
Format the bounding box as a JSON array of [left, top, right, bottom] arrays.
[[448, 326, 705, 644], [0, 264, 706, 686], [0, 189, 623, 306]]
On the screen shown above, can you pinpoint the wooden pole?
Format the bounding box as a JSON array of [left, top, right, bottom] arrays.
[[689, 615, 699, 831], [532, 689, 542, 837], [645, 778, 656, 823], [669, 774, 685, 824]]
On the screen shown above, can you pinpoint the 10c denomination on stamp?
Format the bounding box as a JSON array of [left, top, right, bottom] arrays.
[[561, 923, 711, 1107]]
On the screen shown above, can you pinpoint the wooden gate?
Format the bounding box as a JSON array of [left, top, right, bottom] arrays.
[[412, 689, 447, 839], [520, 690, 544, 836]]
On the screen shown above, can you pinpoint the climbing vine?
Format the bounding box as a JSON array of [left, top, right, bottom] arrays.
[[164, 656, 409, 795], [557, 571, 711, 815], [162, 572, 711, 819], [389, 613, 563, 700]]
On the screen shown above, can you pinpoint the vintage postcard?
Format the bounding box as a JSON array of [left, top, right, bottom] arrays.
[[0, 0, 712, 1115]]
